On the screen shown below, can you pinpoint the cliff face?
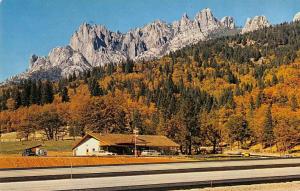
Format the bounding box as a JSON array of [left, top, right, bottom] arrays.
[[293, 12, 300, 22], [8, 8, 240, 82], [241, 16, 270, 34]]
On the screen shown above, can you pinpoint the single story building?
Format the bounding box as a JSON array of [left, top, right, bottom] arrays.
[[22, 144, 47, 156], [72, 132, 179, 156]]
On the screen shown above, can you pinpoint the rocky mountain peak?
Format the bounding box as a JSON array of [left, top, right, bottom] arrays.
[[221, 16, 235, 29], [241, 15, 270, 34], [182, 13, 189, 20], [9, 8, 241, 82], [194, 8, 220, 30], [293, 12, 300, 22]]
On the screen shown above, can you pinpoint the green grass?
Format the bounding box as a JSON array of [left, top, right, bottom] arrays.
[[0, 140, 77, 155]]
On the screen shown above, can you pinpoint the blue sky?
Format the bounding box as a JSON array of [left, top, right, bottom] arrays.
[[0, 0, 300, 81]]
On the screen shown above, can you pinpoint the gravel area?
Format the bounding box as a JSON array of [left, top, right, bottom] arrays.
[[177, 181, 300, 191]]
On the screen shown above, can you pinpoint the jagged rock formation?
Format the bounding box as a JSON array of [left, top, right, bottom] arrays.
[[241, 16, 270, 34], [10, 8, 238, 82], [293, 12, 300, 22], [221, 16, 235, 29]]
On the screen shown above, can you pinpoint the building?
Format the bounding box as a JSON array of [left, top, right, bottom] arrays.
[[72, 132, 180, 156], [22, 145, 47, 156]]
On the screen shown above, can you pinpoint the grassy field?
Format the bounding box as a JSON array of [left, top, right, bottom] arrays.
[[0, 140, 78, 156], [0, 138, 189, 169]]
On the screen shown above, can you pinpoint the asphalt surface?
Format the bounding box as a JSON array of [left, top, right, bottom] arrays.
[[0, 158, 299, 190], [1, 158, 300, 178]]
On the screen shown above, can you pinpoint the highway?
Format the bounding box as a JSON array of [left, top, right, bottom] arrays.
[[0, 158, 299, 190]]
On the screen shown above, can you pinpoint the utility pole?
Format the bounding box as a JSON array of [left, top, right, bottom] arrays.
[[133, 128, 139, 157], [189, 131, 192, 155]]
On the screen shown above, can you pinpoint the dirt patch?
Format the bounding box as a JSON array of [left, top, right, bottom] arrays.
[[0, 156, 185, 169]]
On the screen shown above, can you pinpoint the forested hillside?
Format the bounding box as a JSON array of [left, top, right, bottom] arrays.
[[1, 21, 300, 154]]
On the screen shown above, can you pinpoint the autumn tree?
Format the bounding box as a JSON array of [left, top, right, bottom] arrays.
[[32, 106, 64, 140], [225, 114, 251, 148], [83, 98, 128, 134], [15, 109, 36, 141], [274, 110, 300, 151], [69, 95, 90, 137], [200, 111, 222, 154], [165, 114, 187, 153], [290, 95, 299, 111], [6, 98, 17, 111]]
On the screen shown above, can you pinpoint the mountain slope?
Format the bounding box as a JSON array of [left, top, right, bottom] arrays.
[[1, 21, 300, 153]]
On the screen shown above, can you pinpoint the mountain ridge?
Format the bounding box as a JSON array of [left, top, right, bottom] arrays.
[[5, 8, 299, 83]]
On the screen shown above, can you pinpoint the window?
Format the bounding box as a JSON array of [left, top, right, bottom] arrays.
[[92, 148, 95, 152]]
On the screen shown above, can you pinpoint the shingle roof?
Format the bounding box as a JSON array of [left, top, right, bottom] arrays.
[[73, 133, 179, 149]]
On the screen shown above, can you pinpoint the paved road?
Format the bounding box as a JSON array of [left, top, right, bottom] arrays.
[[0, 158, 299, 190], [1, 158, 300, 178], [0, 167, 299, 191]]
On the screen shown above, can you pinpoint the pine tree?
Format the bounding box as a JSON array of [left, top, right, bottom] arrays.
[[36, 80, 42, 105], [29, 81, 38, 104], [271, 74, 278, 85], [21, 89, 30, 106], [41, 80, 54, 104], [88, 78, 103, 96], [256, 91, 263, 108], [122, 59, 134, 74], [11, 89, 21, 108], [249, 96, 255, 111], [61, 87, 70, 102], [20, 80, 31, 106], [263, 104, 274, 147], [131, 109, 143, 132]]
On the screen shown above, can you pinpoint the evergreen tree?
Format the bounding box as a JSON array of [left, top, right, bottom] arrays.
[[11, 89, 21, 109], [131, 110, 144, 133], [256, 91, 263, 108], [249, 96, 255, 111], [29, 81, 38, 104], [20, 80, 31, 106], [21, 89, 30, 106], [88, 78, 103, 96], [36, 80, 42, 105], [271, 74, 278, 85], [263, 104, 274, 147], [61, 87, 70, 102], [41, 80, 54, 104], [122, 59, 134, 74]]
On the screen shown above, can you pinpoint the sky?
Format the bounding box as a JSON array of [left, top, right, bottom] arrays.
[[0, 0, 300, 81]]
